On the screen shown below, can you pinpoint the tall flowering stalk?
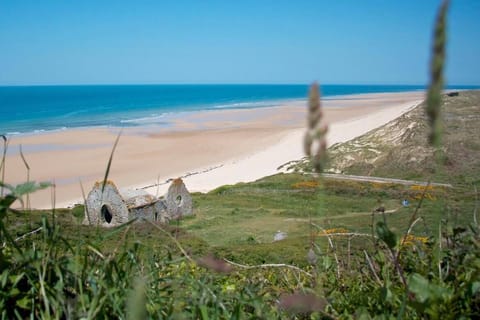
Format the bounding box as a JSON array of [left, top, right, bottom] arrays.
[[278, 86, 330, 313], [426, 0, 449, 149], [304, 83, 329, 266], [304, 82, 328, 173], [394, 0, 451, 287]]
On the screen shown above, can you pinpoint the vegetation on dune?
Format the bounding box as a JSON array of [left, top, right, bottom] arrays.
[[1, 0, 480, 318], [288, 90, 480, 186]]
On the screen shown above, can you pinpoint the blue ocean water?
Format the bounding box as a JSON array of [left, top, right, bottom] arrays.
[[0, 84, 477, 135]]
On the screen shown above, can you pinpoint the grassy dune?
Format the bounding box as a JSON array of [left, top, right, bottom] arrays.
[[325, 91, 479, 185]]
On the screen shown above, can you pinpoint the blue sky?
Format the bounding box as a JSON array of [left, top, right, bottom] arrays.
[[0, 0, 479, 85]]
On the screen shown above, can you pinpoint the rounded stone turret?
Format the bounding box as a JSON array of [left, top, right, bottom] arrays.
[[164, 178, 193, 219], [84, 181, 130, 227]]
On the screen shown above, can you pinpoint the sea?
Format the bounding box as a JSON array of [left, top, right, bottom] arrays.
[[0, 84, 478, 135]]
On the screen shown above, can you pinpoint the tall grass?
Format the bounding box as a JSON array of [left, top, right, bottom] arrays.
[[426, 0, 449, 150], [0, 135, 8, 197], [19, 145, 31, 210], [101, 130, 121, 193], [304, 82, 328, 174], [303, 82, 328, 267]]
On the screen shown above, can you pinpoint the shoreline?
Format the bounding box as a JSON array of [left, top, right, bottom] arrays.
[[3, 91, 425, 209], [2, 90, 430, 139]]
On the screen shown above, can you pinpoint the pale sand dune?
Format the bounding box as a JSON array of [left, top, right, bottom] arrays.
[[3, 91, 425, 209]]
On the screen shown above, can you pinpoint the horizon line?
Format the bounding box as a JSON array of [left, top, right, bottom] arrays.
[[1, 82, 480, 88]]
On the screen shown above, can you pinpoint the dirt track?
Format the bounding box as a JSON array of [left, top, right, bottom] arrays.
[[318, 173, 453, 188]]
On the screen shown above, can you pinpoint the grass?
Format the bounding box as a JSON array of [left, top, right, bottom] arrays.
[[7, 170, 474, 270], [184, 173, 468, 243], [1, 2, 479, 316], [0, 128, 478, 314], [3, 86, 477, 316]]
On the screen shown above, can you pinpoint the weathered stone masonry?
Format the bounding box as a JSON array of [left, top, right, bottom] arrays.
[[83, 178, 193, 227]]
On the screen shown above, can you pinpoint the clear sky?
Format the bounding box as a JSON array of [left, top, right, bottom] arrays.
[[0, 0, 479, 85]]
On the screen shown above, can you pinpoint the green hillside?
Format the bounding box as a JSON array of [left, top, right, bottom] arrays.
[[2, 88, 480, 318]]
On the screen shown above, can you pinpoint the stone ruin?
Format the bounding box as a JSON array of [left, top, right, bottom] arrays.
[[83, 178, 193, 227]]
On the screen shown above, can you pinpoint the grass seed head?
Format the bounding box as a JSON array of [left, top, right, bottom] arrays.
[[304, 82, 328, 172], [426, 0, 449, 148]]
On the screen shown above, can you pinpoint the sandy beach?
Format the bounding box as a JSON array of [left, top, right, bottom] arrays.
[[3, 91, 425, 209]]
